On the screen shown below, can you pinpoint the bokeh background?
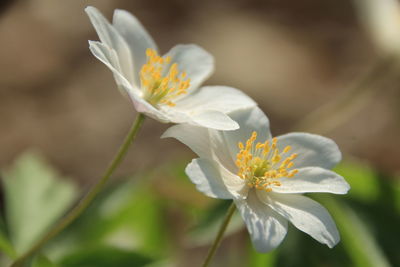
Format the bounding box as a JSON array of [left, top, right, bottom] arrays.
[[0, 0, 399, 267]]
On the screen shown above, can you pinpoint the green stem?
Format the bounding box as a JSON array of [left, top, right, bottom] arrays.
[[11, 113, 146, 267], [202, 202, 236, 267]]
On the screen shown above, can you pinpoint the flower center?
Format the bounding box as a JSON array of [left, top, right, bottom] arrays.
[[140, 48, 190, 107], [235, 131, 299, 192]]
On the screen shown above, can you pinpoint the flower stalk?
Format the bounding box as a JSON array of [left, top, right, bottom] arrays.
[[10, 113, 146, 267], [202, 202, 236, 267]]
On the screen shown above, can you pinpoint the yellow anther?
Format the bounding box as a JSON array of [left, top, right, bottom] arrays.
[[283, 146, 291, 153], [271, 138, 278, 149], [272, 155, 281, 163], [251, 131, 257, 140], [279, 158, 290, 168], [279, 170, 288, 176], [236, 132, 299, 191], [288, 169, 299, 178], [140, 49, 189, 107], [238, 142, 244, 150]]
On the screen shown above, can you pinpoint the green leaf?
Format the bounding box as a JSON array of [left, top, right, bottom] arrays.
[[187, 200, 244, 246], [59, 246, 153, 267], [394, 178, 400, 214], [314, 195, 391, 267], [46, 179, 169, 260], [1, 151, 78, 254], [32, 254, 59, 267], [334, 160, 379, 202], [99, 183, 169, 257], [0, 216, 16, 259]]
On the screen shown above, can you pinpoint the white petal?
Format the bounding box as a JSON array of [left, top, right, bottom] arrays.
[[185, 158, 246, 199], [159, 107, 240, 130], [161, 124, 212, 158], [223, 107, 272, 162], [175, 85, 256, 114], [189, 110, 239, 130], [276, 133, 342, 169], [218, 161, 249, 199], [195, 107, 270, 174], [85, 6, 135, 85], [234, 190, 288, 253], [162, 108, 239, 131], [161, 124, 238, 174], [261, 192, 340, 248], [88, 41, 134, 95], [112, 9, 157, 85], [166, 86, 256, 130], [272, 167, 350, 194], [127, 91, 170, 122], [89, 41, 169, 122], [208, 130, 238, 173], [164, 44, 214, 92]]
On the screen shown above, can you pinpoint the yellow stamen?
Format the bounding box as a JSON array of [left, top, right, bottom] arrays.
[[288, 169, 299, 178], [238, 142, 244, 150], [140, 48, 190, 107], [283, 146, 291, 153], [236, 132, 299, 192]]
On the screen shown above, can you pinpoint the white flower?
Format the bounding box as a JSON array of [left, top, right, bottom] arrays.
[[85, 6, 256, 130], [162, 106, 350, 252]]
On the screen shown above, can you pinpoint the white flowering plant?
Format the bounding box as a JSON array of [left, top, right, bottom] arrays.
[[1, 4, 397, 267], [163, 106, 350, 252], [85, 6, 256, 130]]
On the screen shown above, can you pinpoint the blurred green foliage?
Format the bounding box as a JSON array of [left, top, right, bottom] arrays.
[[32, 254, 59, 267], [0, 152, 399, 266], [1, 153, 77, 255]]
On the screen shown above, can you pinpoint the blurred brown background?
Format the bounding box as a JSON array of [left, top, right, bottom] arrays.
[[0, 0, 399, 185]]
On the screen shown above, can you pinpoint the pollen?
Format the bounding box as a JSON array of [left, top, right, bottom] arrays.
[[235, 131, 299, 192], [140, 48, 190, 107]]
